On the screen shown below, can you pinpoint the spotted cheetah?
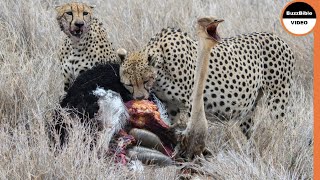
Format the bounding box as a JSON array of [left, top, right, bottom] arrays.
[[55, 2, 120, 91], [120, 23, 294, 138]]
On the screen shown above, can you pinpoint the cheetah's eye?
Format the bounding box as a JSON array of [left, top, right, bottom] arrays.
[[66, 11, 73, 16], [125, 84, 133, 87], [143, 80, 149, 84], [83, 12, 89, 16]]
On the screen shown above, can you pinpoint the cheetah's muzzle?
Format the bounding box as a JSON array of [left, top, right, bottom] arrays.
[[71, 29, 83, 38]]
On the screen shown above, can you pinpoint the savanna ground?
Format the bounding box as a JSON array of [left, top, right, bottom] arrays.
[[0, 0, 313, 179]]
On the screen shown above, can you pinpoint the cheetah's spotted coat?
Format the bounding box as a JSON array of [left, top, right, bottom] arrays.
[[56, 2, 119, 91]]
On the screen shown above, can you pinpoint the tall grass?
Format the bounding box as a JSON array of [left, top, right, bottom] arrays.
[[0, 0, 313, 179]]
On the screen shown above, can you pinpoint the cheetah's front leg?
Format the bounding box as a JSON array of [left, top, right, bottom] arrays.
[[61, 61, 75, 91]]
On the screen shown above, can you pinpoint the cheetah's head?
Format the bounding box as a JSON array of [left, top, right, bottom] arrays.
[[119, 51, 157, 100], [55, 2, 94, 42]]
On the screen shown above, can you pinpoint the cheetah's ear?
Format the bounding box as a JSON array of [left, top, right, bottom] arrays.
[[117, 48, 127, 62], [54, 5, 64, 19], [55, 5, 62, 12]]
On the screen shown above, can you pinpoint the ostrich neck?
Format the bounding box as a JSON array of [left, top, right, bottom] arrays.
[[190, 40, 213, 115]]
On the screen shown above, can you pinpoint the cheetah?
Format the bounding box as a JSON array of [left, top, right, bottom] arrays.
[[120, 21, 295, 140], [55, 2, 120, 91], [176, 17, 223, 159]]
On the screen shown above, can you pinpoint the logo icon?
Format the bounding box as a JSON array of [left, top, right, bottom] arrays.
[[281, 1, 316, 36]]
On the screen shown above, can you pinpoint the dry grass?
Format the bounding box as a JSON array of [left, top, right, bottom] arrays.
[[0, 0, 313, 179]]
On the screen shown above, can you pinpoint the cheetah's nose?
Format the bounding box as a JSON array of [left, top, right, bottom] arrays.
[[75, 22, 84, 28], [135, 96, 145, 100]]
